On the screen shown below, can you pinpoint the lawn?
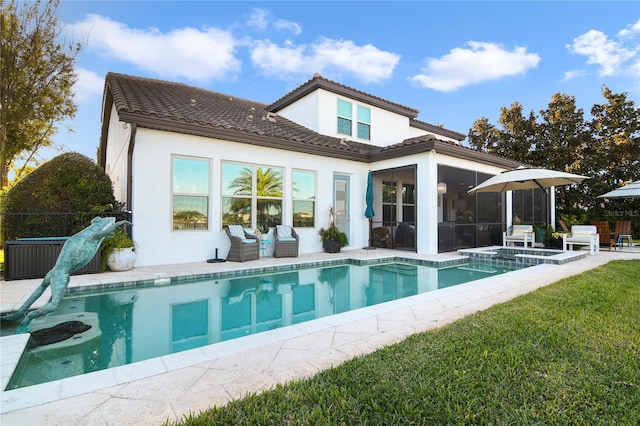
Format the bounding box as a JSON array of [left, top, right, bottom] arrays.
[[169, 260, 640, 425]]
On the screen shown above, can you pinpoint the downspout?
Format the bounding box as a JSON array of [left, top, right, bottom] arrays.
[[126, 123, 137, 237]]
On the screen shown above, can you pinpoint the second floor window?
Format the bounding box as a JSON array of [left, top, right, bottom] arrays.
[[337, 99, 352, 136], [357, 105, 371, 140], [337, 99, 371, 140]]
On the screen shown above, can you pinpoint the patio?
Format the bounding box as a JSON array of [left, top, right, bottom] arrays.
[[1, 247, 638, 425]]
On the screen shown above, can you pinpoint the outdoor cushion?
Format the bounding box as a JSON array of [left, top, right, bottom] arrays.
[[228, 225, 247, 241], [276, 225, 292, 239], [278, 237, 296, 242]]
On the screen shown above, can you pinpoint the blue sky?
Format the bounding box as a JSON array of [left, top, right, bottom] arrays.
[[45, 1, 640, 163]]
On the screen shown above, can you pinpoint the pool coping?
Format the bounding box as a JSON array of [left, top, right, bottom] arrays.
[[1, 248, 636, 422], [1, 250, 469, 413]]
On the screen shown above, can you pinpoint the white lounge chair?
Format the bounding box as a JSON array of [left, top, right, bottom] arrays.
[[503, 225, 535, 248], [563, 225, 599, 255]]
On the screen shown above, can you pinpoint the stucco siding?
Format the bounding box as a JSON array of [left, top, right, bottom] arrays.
[[130, 128, 372, 267], [104, 105, 131, 205]]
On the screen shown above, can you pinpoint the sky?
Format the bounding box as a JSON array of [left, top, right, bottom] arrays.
[[42, 0, 640, 163]]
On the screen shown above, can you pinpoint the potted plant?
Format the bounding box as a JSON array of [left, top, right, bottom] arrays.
[[257, 222, 270, 239], [101, 228, 137, 271], [319, 208, 348, 253]]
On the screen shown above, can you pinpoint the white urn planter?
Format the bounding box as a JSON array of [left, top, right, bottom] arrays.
[[107, 247, 137, 272]]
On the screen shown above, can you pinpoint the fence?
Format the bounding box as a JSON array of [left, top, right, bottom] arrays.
[[1, 211, 132, 245]]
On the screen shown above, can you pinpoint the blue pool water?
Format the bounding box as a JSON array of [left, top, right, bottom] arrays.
[[6, 259, 525, 389]]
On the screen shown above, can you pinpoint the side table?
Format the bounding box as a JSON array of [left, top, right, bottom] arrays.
[[259, 239, 273, 257], [617, 234, 634, 251]]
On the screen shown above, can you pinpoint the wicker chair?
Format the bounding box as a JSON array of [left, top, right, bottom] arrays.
[[274, 225, 299, 258], [225, 226, 259, 262]]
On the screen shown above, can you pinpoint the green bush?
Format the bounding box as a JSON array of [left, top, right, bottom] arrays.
[[2, 152, 123, 241]]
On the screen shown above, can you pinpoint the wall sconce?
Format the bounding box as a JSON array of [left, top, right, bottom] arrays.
[[437, 182, 447, 195]]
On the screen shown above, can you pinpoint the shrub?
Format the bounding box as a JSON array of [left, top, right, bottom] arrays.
[[2, 152, 122, 241]]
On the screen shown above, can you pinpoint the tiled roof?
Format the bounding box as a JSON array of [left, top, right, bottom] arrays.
[[101, 73, 519, 169], [104, 72, 373, 158], [268, 73, 420, 118]]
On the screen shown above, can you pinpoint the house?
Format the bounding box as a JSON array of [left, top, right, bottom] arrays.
[[99, 72, 524, 267]]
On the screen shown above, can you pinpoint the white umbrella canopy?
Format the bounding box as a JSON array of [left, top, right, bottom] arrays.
[[468, 167, 589, 194], [597, 180, 640, 199], [468, 167, 589, 247]]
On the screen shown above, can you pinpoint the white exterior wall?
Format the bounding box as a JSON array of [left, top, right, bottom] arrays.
[[274, 90, 321, 132], [277, 88, 430, 147], [129, 128, 372, 267], [103, 104, 131, 205]]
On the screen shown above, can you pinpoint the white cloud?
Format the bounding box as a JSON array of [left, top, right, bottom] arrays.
[[250, 37, 400, 83], [563, 69, 587, 81], [275, 19, 302, 36], [246, 9, 269, 31], [70, 15, 241, 82], [409, 41, 540, 92], [247, 8, 301, 35], [73, 67, 104, 103], [566, 19, 639, 77]]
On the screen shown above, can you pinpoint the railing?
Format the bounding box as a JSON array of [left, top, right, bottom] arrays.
[[1, 211, 132, 244]]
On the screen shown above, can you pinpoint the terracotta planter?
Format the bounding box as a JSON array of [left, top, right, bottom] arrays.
[[107, 247, 137, 271], [323, 240, 342, 253]]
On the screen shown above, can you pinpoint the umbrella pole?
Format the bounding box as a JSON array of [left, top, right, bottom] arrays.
[[364, 217, 376, 250]]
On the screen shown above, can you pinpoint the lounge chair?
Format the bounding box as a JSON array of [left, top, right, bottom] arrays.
[[225, 225, 259, 262], [274, 225, 299, 258], [503, 225, 534, 247], [563, 225, 599, 255], [612, 220, 632, 250], [558, 219, 570, 233]]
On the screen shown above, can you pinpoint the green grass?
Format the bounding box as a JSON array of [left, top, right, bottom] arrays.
[[168, 260, 640, 425]]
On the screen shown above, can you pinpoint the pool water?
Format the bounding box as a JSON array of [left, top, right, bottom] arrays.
[[6, 260, 525, 390]]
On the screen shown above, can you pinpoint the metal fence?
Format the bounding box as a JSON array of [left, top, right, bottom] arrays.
[[1, 211, 132, 245]]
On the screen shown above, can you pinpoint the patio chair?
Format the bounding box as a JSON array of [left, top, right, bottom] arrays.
[[503, 224, 534, 248], [274, 225, 299, 258], [591, 221, 614, 251], [225, 225, 259, 262], [558, 219, 570, 233], [563, 225, 599, 255], [612, 220, 632, 250], [372, 227, 391, 248]]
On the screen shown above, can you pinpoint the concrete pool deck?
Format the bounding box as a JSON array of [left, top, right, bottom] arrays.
[[1, 247, 638, 425]]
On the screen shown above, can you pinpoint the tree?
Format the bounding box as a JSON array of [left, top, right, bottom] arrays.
[[584, 86, 640, 220], [495, 102, 538, 164], [535, 93, 591, 211], [467, 117, 500, 153], [464, 87, 639, 234], [0, 0, 82, 189]]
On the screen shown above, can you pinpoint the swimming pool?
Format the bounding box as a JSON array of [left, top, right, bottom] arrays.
[[6, 258, 525, 389]]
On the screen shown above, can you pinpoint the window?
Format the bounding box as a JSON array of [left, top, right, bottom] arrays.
[[222, 162, 283, 229], [172, 156, 210, 231], [382, 181, 397, 226], [292, 170, 316, 227], [402, 183, 415, 223], [337, 99, 352, 136], [357, 105, 371, 140]]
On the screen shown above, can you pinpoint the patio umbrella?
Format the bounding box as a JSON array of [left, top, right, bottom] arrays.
[[468, 167, 589, 246], [597, 180, 640, 199], [364, 170, 376, 249], [468, 167, 588, 193]]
